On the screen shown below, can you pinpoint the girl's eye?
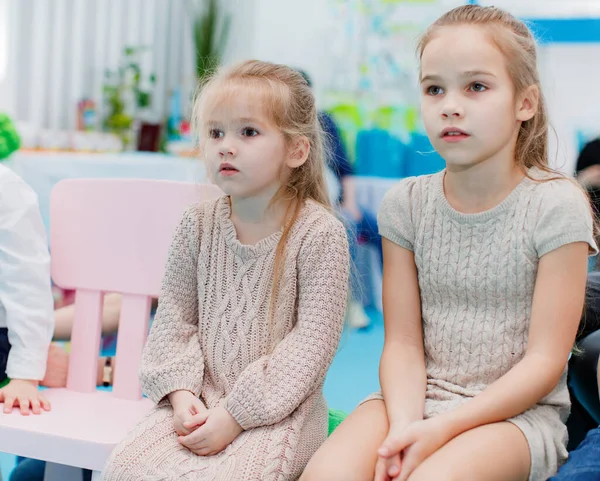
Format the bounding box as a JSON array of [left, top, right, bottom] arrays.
[[242, 127, 258, 137], [209, 129, 223, 139], [426, 85, 443, 96], [470, 82, 487, 92]]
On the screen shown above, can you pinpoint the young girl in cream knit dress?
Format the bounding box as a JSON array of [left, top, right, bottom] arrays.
[[101, 60, 350, 480]]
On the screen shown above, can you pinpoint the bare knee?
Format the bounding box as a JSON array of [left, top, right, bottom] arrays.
[[300, 400, 388, 481], [300, 446, 376, 481], [408, 459, 461, 481], [300, 463, 360, 481]]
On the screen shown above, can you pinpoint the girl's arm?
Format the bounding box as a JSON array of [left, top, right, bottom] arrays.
[[139, 205, 204, 404], [440, 242, 588, 438], [224, 220, 349, 430], [379, 238, 427, 429], [0, 174, 54, 382]]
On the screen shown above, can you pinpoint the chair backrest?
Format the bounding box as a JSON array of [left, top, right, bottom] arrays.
[[50, 179, 222, 400]]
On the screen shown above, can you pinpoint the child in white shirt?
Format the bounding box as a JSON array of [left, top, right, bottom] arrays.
[[0, 164, 54, 415]]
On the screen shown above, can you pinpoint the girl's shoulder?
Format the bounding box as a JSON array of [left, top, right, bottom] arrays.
[[172, 196, 229, 245], [525, 169, 590, 207], [523, 170, 597, 257], [383, 172, 439, 203], [379, 172, 440, 218], [302, 200, 346, 232], [294, 200, 348, 247], [181, 195, 228, 223]]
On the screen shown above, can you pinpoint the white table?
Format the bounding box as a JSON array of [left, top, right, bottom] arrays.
[[6, 151, 207, 233]]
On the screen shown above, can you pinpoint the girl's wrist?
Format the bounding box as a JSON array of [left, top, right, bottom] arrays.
[[168, 389, 195, 406]]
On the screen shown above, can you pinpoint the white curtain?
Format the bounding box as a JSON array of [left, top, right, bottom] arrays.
[[4, 0, 198, 130]]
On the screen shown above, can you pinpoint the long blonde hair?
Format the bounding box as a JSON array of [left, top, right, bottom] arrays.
[[418, 5, 555, 177], [192, 60, 332, 342]]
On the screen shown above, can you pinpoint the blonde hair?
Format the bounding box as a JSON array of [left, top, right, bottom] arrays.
[[192, 60, 332, 344], [418, 5, 555, 177]]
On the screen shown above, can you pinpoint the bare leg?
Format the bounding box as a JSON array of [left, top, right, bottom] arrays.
[[53, 293, 123, 340], [41, 344, 117, 388], [46, 292, 156, 387], [301, 399, 388, 481], [407, 421, 530, 481]]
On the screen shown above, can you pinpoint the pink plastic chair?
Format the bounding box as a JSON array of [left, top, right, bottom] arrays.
[[0, 178, 222, 480]]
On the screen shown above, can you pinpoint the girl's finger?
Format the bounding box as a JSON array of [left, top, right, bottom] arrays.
[[374, 457, 390, 481], [178, 428, 205, 448], [398, 447, 422, 481], [184, 411, 210, 429], [191, 440, 214, 456], [3, 396, 15, 413], [386, 453, 401, 478], [18, 397, 30, 416], [30, 398, 41, 415], [39, 395, 51, 411]]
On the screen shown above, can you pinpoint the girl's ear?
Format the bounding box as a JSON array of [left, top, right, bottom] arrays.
[[286, 136, 310, 168], [516, 84, 539, 122]]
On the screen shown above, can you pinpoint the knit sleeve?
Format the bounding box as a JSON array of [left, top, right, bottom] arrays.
[[377, 177, 417, 251], [533, 179, 598, 258], [224, 219, 349, 430], [139, 204, 204, 403]]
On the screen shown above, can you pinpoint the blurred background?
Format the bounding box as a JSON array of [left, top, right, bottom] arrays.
[[2, 0, 600, 173], [1, 0, 600, 476]]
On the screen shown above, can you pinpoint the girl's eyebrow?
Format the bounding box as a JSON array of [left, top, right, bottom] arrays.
[[207, 117, 263, 126], [420, 70, 496, 83]]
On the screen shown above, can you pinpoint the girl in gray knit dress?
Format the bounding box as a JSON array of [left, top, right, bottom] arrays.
[[302, 5, 597, 481]]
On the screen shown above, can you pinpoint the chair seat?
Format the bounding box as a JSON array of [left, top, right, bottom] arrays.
[[0, 389, 153, 471]]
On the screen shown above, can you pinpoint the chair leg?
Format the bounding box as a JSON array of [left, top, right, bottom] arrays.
[[91, 470, 102, 481], [44, 462, 83, 481]]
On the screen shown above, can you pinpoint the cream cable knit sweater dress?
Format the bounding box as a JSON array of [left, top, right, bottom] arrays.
[[101, 197, 349, 481]]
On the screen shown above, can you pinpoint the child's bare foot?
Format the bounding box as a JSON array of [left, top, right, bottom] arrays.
[[41, 343, 69, 388]]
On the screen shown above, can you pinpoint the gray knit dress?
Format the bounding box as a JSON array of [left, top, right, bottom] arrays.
[[368, 169, 597, 481]]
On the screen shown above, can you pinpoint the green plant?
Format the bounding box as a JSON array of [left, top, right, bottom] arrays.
[[0, 113, 20, 161], [103, 46, 156, 145], [191, 0, 231, 81]]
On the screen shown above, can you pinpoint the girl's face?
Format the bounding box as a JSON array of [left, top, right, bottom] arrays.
[[420, 25, 531, 172], [203, 85, 291, 200]]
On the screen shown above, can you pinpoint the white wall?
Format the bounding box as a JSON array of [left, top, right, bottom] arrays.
[[221, 0, 257, 67], [4, 0, 600, 168], [539, 44, 600, 174], [246, 0, 331, 104]]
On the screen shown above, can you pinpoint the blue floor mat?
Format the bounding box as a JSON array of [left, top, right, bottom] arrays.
[[324, 307, 383, 413]]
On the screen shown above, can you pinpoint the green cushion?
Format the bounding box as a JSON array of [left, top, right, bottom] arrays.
[[0, 377, 9, 389], [327, 408, 347, 436]]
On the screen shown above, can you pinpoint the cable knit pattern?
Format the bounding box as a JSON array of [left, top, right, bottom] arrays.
[[367, 169, 598, 481], [101, 197, 349, 481]]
